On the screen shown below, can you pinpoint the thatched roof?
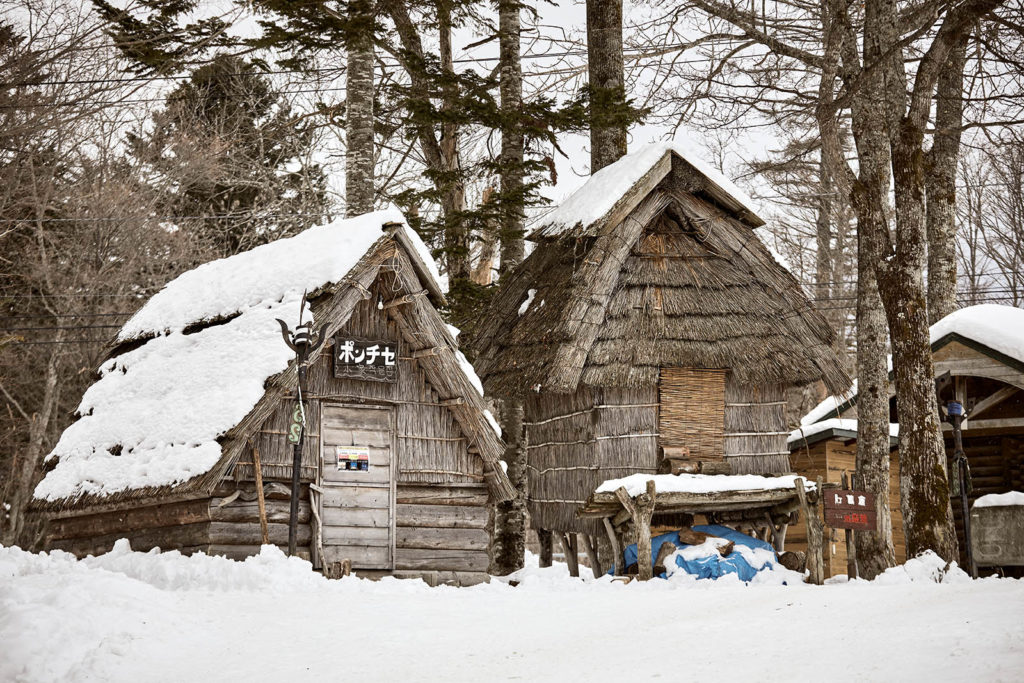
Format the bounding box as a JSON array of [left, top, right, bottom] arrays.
[[472, 144, 849, 396], [35, 210, 514, 511]]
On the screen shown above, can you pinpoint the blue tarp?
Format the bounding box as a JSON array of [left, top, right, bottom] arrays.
[[620, 525, 777, 581]]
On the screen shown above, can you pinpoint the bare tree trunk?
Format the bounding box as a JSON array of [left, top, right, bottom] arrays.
[[3, 331, 63, 546], [498, 0, 525, 270], [471, 187, 499, 286], [439, 4, 470, 288], [854, 252, 897, 579], [345, 0, 375, 216], [492, 400, 527, 574], [883, 130, 959, 562], [925, 36, 967, 324], [586, 0, 627, 171], [490, 0, 528, 575]]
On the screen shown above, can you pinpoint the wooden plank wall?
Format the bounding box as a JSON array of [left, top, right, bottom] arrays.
[[788, 439, 904, 577]]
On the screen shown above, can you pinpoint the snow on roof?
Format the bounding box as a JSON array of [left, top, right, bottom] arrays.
[[35, 210, 440, 502], [800, 304, 1024, 427], [533, 139, 764, 238], [118, 208, 415, 341], [929, 304, 1024, 365], [973, 491, 1024, 508], [595, 472, 813, 497], [787, 418, 899, 446]]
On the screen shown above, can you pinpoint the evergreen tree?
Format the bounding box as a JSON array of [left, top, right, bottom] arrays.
[[128, 55, 329, 256]]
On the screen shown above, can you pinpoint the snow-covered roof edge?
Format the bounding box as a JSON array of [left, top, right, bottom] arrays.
[[532, 139, 765, 239], [787, 418, 900, 447], [800, 304, 1024, 427]]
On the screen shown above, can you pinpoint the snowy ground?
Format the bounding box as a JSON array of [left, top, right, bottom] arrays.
[[2, 543, 1023, 682]]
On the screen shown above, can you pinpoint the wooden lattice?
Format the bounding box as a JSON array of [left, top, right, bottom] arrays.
[[658, 368, 726, 460]]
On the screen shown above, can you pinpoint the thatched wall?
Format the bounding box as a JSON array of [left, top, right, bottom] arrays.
[[723, 374, 789, 474], [526, 387, 658, 534]]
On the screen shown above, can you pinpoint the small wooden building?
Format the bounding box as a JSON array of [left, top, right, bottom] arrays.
[[788, 304, 1024, 576], [33, 210, 514, 586], [472, 142, 848, 542]]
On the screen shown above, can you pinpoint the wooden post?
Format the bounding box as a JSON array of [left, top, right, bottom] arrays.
[[538, 529, 553, 568], [615, 480, 656, 581], [603, 517, 624, 576], [581, 533, 604, 577], [795, 477, 824, 585], [249, 439, 270, 545], [843, 472, 858, 579], [559, 531, 580, 577]]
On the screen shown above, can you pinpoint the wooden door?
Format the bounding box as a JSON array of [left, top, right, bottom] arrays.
[[320, 404, 395, 569]]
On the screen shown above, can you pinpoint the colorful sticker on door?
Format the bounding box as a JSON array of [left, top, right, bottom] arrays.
[[336, 446, 370, 472]]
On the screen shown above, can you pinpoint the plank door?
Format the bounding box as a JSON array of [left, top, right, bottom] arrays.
[[320, 404, 395, 570]]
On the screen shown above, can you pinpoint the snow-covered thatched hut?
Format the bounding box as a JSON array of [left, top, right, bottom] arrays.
[[789, 304, 1024, 576], [34, 209, 514, 586], [471, 141, 849, 540]]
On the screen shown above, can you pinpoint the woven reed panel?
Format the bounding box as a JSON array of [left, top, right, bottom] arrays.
[[658, 368, 726, 460]]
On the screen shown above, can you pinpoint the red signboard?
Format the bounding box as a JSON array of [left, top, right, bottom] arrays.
[[824, 489, 878, 531]]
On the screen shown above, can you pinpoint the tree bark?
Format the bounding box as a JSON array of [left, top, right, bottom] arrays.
[[489, 0, 529, 575], [586, 0, 627, 171], [498, 0, 525, 270], [925, 37, 968, 324], [854, 250, 897, 579], [344, 0, 375, 217], [438, 4, 470, 287], [491, 399, 527, 574]]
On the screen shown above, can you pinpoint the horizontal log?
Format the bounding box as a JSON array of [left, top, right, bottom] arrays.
[[208, 521, 311, 546], [48, 498, 211, 541], [49, 522, 210, 558], [394, 547, 489, 572], [207, 545, 310, 562], [395, 485, 488, 507], [580, 488, 798, 518], [397, 504, 488, 529], [209, 499, 311, 525], [396, 526, 489, 552]]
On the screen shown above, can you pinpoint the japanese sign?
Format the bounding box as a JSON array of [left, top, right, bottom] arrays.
[[334, 336, 399, 382], [824, 489, 878, 531], [336, 446, 370, 472]]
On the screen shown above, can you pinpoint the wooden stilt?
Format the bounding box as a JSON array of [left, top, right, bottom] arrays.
[[581, 533, 604, 577], [538, 528, 553, 568], [615, 481, 656, 581], [795, 477, 824, 585], [559, 532, 580, 577], [602, 517, 624, 576]]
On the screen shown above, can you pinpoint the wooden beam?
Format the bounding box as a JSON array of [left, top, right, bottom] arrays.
[[248, 439, 269, 545], [794, 477, 824, 585], [967, 386, 1018, 422], [580, 533, 603, 577]]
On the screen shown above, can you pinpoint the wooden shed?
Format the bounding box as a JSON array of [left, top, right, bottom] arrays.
[[788, 304, 1024, 576], [471, 142, 849, 541], [33, 209, 514, 586]]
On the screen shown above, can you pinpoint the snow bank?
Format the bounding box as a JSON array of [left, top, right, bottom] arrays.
[[974, 491, 1024, 508], [35, 210, 461, 502], [787, 418, 899, 445], [3, 544, 1023, 681], [534, 139, 763, 238], [596, 472, 813, 496], [871, 551, 973, 585]]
